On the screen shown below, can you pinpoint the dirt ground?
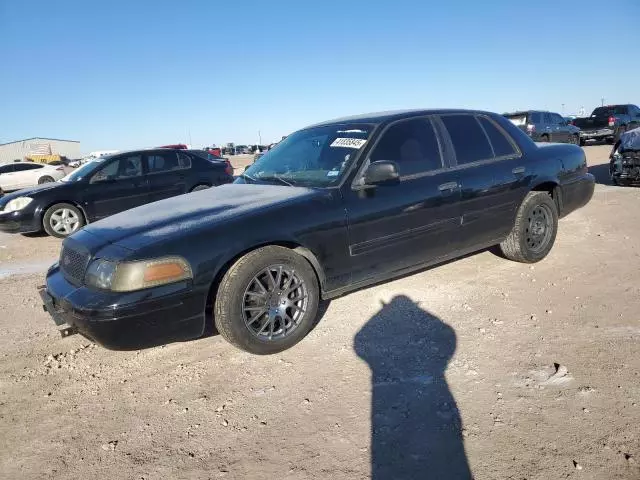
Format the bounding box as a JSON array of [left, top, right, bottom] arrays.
[[1, 145, 639, 479]]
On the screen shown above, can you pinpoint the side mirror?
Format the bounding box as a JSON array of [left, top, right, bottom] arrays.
[[363, 160, 400, 187]]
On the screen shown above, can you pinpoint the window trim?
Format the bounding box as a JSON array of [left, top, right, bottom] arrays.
[[350, 115, 449, 190], [437, 113, 522, 171], [144, 151, 191, 176]]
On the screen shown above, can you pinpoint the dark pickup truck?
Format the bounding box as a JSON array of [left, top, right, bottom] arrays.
[[572, 104, 640, 145]]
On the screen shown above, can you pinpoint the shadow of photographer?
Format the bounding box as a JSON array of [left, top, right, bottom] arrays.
[[354, 295, 472, 479]]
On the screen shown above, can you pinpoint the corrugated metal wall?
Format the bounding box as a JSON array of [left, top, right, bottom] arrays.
[[0, 138, 81, 164]]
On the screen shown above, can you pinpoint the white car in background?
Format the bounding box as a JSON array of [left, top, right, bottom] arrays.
[[0, 162, 66, 192]]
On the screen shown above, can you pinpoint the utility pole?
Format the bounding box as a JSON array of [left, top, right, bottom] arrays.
[[258, 130, 262, 145], [601, 97, 605, 107], [561, 103, 565, 115]]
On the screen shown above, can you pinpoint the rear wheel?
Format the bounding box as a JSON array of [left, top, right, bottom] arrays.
[[42, 203, 85, 238], [38, 175, 55, 184], [191, 184, 211, 192], [498, 191, 558, 263], [214, 246, 320, 354], [571, 134, 580, 145], [540, 134, 550, 143]]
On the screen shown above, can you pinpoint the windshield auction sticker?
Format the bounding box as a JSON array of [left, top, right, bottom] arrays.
[[330, 138, 367, 149]]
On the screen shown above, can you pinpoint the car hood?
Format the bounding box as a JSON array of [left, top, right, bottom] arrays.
[[84, 183, 322, 248], [0, 182, 67, 206]]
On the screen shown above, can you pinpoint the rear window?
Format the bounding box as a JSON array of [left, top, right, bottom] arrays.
[[478, 117, 518, 158], [505, 113, 527, 126], [441, 114, 494, 165], [592, 106, 628, 117]]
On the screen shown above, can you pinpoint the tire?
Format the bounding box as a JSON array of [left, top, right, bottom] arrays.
[[38, 176, 55, 184], [498, 191, 558, 263], [42, 203, 85, 238], [540, 134, 550, 143], [579, 137, 586, 147], [612, 177, 630, 187], [571, 134, 580, 145], [214, 246, 320, 354], [191, 184, 211, 192]]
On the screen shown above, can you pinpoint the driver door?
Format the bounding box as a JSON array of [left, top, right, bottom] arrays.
[[81, 154, 150, 221]]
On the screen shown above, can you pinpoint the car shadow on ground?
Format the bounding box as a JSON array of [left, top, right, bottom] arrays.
[[354, 295, 472, 479], [588, 163, 612, 186]]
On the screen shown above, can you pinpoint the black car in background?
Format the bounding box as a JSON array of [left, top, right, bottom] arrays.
[[572, 104, 640, 144], [39, 109, 594, 354], [504, 110, 581, 144], [0, 148, 234, 238]]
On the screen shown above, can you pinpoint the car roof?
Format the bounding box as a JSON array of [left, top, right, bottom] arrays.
[[305, 108, 498, 128]]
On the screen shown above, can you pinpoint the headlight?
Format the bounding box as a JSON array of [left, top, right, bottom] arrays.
[[4, 197, 33, 212], [85, 256, 192, 292]]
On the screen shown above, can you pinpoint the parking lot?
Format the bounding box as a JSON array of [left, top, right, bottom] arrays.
[[0, 145, 638, 479]]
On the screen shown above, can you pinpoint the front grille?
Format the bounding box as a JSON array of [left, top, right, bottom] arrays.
[[60, 246, 90, 285]]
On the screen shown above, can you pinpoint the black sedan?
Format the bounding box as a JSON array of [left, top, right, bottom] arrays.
[[0, 148, 233, 238], [39, 109, 595, 354]]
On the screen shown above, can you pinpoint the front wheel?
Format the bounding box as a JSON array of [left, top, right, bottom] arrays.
[[498, 191, 558, 263], [42, 203, 85, 238], [214, 246, 320, 354]]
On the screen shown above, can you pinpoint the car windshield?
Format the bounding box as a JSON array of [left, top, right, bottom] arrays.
[[239, 123, 374, 188], [59, 158, 106, 182]]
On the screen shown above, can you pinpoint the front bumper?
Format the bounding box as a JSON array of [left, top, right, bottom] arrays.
[[40, 265, 207, 350], [0, 209, 40, 233]]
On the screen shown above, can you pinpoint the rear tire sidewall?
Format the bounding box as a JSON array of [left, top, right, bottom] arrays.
[[541, 135, 549, 143], [515, 194, 558, 262], [42, 203, 85, 238], [191, 184, 211, 192], [38, 176, 54, 184], [214, 247, 320, 354]]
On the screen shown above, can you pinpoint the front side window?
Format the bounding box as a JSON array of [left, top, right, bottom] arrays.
[[370, 118, 443, 176], [241, 123, 374, 187], [14, 163, 43, 172], [478, 117, 518, 158], [0, 165, 15, 174], [441, 114, 493, 165], [91, 155, 142, 183]]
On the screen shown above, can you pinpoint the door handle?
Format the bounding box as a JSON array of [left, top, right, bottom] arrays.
[[438, 181, 459, 192], [512, 166, 526, 175]]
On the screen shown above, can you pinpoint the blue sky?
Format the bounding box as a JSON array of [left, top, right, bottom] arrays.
[[1, 0, 638, 153]]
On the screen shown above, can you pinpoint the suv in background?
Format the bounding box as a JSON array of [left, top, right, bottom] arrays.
[[504, 110, 581, 144]]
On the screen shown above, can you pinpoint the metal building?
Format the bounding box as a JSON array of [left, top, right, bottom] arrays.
[[0, 137, 81, 164]]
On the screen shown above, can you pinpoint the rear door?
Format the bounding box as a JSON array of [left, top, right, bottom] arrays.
[[82, 154, 150, 221], [144, 150, 191, 203], [0, 164, 17, 190], [12, 163, 46, 189], [439, 113, 527, 250], [342, 116, 462, 283], [551, 113, 570, 142]]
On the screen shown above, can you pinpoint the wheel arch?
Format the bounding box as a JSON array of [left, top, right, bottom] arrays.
[[530, 180, 563, 216], [204, 241, 326, 313], [37, 200, 89, 227]]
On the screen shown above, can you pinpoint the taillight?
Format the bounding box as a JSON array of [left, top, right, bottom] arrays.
[[608, 116, 615, 127], [225, 160, 233, 176]]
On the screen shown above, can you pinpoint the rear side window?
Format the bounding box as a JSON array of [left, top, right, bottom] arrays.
[[478, 117, 518, 158], [529, 112, 542, 124], [543, 113, 553, 124], [147, 152, 187, 173], [440, 114, 493, 165], [177, 152, 192, 169], [370, 118, 443, 176], [0, 164, 15, 174], [14, 163, 44, 172]]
